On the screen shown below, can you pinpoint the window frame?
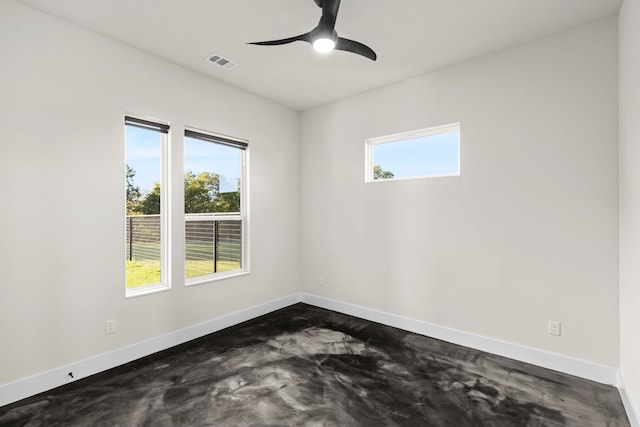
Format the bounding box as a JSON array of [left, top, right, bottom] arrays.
[[183, 127, 249, 286], [124, 115, 171, 298], [365, 123, 461, 183]]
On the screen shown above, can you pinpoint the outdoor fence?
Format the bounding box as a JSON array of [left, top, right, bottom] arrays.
[[125, 214, 242, 274], [125, 215, 161, 261], [184, 215, 242, 274]]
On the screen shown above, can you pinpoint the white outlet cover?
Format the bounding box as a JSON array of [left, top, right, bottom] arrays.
[[105, 319, 116, 335], [548, 320, 561, 336]]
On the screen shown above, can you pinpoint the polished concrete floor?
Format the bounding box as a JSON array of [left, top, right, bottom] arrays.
[[0, 303, 630, 426]]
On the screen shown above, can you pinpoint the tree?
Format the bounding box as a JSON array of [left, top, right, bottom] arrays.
[[140, 183, 161, 214], [184, 171, 241, 214], [373, 165, 394, 180], [184, 171, 219, 213], [213, 179, 241, 213], [134, 170, 241, 215], [126, 164, 142, 214]]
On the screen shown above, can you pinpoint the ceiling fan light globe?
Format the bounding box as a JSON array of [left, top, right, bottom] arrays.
[[313, 38, 335, 53]]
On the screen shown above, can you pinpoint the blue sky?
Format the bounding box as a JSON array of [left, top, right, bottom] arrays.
[[126, 126, 241, 194], [126, 126, 161, 194], [184, 136, 240, 193], [373, 131, 459, 179], [127, 125, 457, 190]]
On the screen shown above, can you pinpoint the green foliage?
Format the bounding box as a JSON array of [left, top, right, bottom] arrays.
[[373, 165, 394, 180], [215, 188, 240, 213], [184, 170, 240, 214], [127, 167, 240, 215], [184, 171, 240, 213], [140, 183, 161, 214], [184, 171, 219, 213], [126, 164, 142, 214]]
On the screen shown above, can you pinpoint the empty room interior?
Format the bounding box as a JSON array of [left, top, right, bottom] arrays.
[[1, 0, 640, 425]]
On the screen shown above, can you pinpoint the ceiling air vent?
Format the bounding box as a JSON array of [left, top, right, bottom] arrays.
[[207, 53, 237, 70]]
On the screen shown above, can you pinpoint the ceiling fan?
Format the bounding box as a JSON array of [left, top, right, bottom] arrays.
[[248, 0, 377, 61]]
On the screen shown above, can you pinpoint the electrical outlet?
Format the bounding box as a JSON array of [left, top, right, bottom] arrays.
[[105, 319, 117, 335], [548, 320, 561, 336], [319, 277, 326, 287]]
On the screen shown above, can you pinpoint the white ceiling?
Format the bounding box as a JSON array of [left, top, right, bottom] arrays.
[[17, 0, 621, 111]]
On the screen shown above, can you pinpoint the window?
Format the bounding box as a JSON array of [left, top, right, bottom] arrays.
[[125, 116, 170, 297], [365, 123, 460, 182], [184, 129, 248, 284]]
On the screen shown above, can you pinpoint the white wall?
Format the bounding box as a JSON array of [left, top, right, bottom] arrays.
[[300, 18, 619, 367], [0, 1, 299, 385], [619, 0, 640, 418], [0, 0, 624, 407]]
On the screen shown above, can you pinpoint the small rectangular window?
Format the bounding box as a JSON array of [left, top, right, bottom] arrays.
[[184, 129, 248, 284], [365, 123, 460, 182], [125, 116, 170, 297]]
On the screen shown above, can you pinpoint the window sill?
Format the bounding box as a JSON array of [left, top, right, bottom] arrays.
[[125, 283, 171, 299], [185, 269, 250, 287]]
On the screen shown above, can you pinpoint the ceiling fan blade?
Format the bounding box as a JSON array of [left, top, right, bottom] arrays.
[[248, 32, 312, 46], [335, 37, 377, 61], [320, 0, 341, 31]]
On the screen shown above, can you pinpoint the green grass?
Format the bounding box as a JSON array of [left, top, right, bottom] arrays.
[[126, 259, 161, 288], [126, 258, 241, 288], [185, 259, 241, 278]]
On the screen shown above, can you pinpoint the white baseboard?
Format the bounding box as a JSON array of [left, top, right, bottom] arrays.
[[1, 292, 625, 415], [0, 293, 302, 408], [301, 293, 619, 386], [619, 371, 640, 427]]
